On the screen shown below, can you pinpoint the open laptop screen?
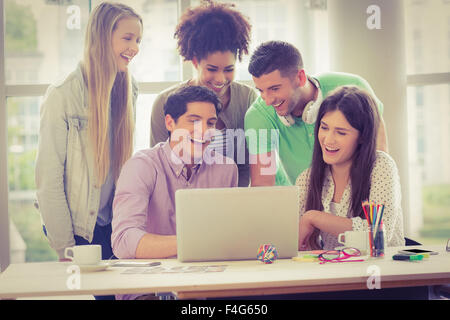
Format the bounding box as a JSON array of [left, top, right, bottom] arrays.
[[175, 186, 299, 262]]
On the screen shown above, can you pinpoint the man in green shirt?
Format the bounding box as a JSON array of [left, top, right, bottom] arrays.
[[244, 41, 388, 186]]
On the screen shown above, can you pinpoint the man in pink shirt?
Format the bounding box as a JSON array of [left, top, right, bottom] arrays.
[[112, 85, 237, 265]]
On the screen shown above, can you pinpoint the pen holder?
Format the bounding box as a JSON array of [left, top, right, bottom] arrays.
[[369, 224, 385, 258]]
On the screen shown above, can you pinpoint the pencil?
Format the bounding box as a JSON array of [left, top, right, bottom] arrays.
[[372, 205, 377, 231], [362, 200, 370, 223], [374, 204, 385, 235]]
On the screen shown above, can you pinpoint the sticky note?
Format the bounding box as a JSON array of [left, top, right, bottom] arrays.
[[292, 255, 319, 262]]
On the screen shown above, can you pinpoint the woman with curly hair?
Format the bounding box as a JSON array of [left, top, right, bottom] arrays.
[[150, 0, 256, 187]]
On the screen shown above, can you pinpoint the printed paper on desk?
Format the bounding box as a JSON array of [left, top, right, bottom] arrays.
[[121, 265, 228, 274]]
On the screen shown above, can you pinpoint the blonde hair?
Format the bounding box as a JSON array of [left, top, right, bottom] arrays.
[[82, 2, 142, 186]]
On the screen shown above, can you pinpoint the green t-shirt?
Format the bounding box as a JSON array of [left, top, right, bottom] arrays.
[[244, 72, 384, 185]]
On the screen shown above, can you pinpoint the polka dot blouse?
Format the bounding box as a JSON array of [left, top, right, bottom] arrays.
[[295, 151, 405, 250]]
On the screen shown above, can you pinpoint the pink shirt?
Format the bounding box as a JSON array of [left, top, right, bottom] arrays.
[[111, 141, 238, 260]]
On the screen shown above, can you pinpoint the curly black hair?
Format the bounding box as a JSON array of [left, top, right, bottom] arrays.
[[174, 0, 252, 62]]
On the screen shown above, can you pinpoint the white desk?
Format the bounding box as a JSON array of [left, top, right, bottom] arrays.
[[0, 245, 449, 299]]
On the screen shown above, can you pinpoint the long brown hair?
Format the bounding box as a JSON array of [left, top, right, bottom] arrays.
[[306, 86, 380, 219], [82, 2, 142, 186]]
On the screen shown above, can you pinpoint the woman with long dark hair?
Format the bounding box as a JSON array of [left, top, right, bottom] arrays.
[[296, 86, 404, 250]]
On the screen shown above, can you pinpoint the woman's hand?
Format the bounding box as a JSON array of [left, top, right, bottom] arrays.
[[298, 210, 354, 251], [298, 210, 318, 251]]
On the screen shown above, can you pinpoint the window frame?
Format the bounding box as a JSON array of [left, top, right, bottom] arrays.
[[1, 0, 11, 272]]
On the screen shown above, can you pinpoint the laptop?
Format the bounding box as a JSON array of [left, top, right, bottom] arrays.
[[175, 186, 299, 262]]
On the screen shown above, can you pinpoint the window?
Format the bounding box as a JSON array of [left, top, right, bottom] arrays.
[[135, 94, 157, 152], [405, 0, 450, 74], [5, 0, 89, 85], [3, 0, 329, 262], [192, 0, 329, 79], [7, 96, 56, 262], [91, 0, 180, 82], [405, 0, 450, 244]]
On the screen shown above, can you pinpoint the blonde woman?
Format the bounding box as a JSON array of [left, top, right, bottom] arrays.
[[35, 2, 142, 265]]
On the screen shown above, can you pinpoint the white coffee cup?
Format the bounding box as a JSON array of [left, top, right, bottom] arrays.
[[337, 231, 369, 255], [64, 245, 102, 265]]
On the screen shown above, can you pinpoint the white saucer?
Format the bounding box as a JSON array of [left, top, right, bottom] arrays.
[[78, 262, 110, 272]]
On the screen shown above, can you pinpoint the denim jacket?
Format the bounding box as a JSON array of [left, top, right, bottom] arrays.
[[35, 63, 138, 259]]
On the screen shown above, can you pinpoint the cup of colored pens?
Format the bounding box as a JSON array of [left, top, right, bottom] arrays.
[[362, 200, 385, 257]]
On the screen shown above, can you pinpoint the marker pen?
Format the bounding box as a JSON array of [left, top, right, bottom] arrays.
[[392, 254, 423, 261]]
